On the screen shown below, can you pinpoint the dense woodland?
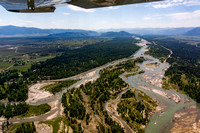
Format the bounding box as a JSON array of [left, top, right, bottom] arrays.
[[143, 36, 200, 102], [0, 70, 28, 102], [15, 122, 36, 133], [145, 43, 170, 62], [0, 103, 28, 119], [0, 37, 140, 102], [24, 38, 140, 80], [61, 57, 145, 132], [118, 89, 157, 132]]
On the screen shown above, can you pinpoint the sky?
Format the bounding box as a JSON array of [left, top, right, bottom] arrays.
[[0, 0, 200, 30]]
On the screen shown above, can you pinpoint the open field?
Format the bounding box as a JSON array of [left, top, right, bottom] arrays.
[[151, 36, 200, 47], [0, 55, 55, 72], [10, 56, 55, 71], [0, 37, 111, 72]]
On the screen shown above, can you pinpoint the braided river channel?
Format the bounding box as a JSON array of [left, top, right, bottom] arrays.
[[2, 38, 198, 133]]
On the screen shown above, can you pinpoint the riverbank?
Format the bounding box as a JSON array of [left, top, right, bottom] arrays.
[[170, 105, 200, 133], [127, 41, 198, 133], [3, 37, 199, 133]]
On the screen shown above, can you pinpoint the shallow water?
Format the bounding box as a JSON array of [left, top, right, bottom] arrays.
[[123, 43, 195, 133]]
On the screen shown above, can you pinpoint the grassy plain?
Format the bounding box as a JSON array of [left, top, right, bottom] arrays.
[[0, 37, 111, 72]]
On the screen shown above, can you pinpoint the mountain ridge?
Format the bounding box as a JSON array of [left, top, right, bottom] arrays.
[[184, 27, 200, 36], [100, 31, 132, 37], [0, 25, 98, 36], [0, 25, 199, 36]]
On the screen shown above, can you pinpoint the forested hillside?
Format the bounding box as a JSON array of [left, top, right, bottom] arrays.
[[184, 27, 200, 36], [101, 31, 132, 37]]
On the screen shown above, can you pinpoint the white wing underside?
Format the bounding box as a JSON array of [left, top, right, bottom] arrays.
[[0, 0, 163, 13]]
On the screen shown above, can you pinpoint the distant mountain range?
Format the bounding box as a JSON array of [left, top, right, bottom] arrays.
[[98, 27, 198, 36], [48, 31, 99, 38], [100, 31, 132, 37], [0, 25, 199, 37], [0, 25, 50, 36], [0, 25, 98, 37], [184, 27, 200, 36], [48, 31, 132, 38]]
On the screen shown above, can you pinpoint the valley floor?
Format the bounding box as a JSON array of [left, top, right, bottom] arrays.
[[1, 38, 200, 133]]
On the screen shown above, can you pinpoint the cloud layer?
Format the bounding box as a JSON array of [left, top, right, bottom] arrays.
[[166, 10, 200, 20], [152, 0, 200, 8]]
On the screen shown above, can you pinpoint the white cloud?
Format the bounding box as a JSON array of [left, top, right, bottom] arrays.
[[144, 17, 152, 20], [153, 3, 172, 8], [18, 19, 33, 25], [68, 5, 95, 13], [183, 0, 200, 6], [63, 12, 70, 15], [152, 0, 200, 8], [152, 2, 180, 8], [51, 21, 57, 25], [166, 10, 200, 20], [125, 21, 135, 25], [172, 0, 184, 2], [158, 10, 200, 27]]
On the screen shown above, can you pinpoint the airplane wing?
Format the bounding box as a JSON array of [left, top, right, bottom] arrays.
[[0, 0, 162, 13], [68, 0, 162, 9]]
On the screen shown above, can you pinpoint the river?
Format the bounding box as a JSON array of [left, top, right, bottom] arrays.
[[2, 38, 198, 133], [121, 39, 196, 133]]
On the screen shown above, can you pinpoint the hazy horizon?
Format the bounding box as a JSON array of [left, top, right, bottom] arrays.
[[0, 25, 199, 31]]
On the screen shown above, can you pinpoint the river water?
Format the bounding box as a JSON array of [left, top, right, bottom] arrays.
[[28, 38, 197, 133], [122, 41, 196, 133]]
